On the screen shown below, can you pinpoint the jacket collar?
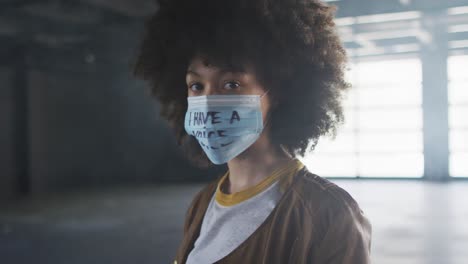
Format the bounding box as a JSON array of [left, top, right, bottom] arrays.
[[178, 166, 308, 263]]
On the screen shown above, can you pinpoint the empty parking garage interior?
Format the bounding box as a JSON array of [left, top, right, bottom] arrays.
[[1, 0, 468, 263]]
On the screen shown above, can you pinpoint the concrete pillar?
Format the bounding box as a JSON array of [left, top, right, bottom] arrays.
[[0, 66, 21, 199], [421, 10, 450, 181]]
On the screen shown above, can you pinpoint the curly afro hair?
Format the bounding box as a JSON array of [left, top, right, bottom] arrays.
[[134, 0, 350, 167]]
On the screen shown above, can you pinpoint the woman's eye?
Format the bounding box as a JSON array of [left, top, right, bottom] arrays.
[[189, 83, 203, 92], [223, 81, 240, 90]]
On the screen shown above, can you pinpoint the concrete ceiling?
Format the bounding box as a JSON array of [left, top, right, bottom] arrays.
[[1, 0, 468, 59]]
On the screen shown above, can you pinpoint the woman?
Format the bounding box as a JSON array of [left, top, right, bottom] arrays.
[[134, 0, 372, 263]]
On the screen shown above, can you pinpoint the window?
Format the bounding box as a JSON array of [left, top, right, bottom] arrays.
[[300, 58, 424, 178], [448, 55, 468, 178]]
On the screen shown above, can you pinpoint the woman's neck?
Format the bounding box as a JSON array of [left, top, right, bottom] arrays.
[[224, 137, 292, 194]]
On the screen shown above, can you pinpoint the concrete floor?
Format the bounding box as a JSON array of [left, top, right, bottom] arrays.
[[1, 180, 468, 264]]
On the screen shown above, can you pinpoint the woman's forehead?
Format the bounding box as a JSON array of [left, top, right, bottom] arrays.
[[187, 55, 252, 74]]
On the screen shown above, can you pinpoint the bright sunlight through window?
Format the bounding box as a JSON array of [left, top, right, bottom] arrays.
[[448, 55, 468, 178], [299, 58, 424, 178]]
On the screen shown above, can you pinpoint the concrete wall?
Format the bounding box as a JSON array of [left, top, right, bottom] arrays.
[[0, 67, 19, 199], [27, 68, 171, 192], [0, 23, 220, 199], [26, 26, 199, 194]]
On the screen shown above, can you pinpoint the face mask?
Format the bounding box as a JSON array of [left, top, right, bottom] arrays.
[[184, 92, 267, 164]]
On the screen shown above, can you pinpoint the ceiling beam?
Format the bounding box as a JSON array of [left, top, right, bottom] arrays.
[[333, 0, 468, 18], [79, 0, 157, 17]]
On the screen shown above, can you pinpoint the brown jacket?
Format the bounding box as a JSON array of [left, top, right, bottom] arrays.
[[174, 167, 372, 264]]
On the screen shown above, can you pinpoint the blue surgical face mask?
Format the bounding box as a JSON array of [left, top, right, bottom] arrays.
[[184, 92, 267, 164]]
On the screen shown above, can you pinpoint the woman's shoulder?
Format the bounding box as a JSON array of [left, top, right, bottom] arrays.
[[181, 177, 219, 233], [290, 168, 373, 261], [187, 177, 219, 208], [290, 168, 371, 231]]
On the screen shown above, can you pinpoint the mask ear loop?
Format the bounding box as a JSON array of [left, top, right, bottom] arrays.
[[260, 88, 272, 130], [259, 90, 292, 158], [260, 89, 270, 99]]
